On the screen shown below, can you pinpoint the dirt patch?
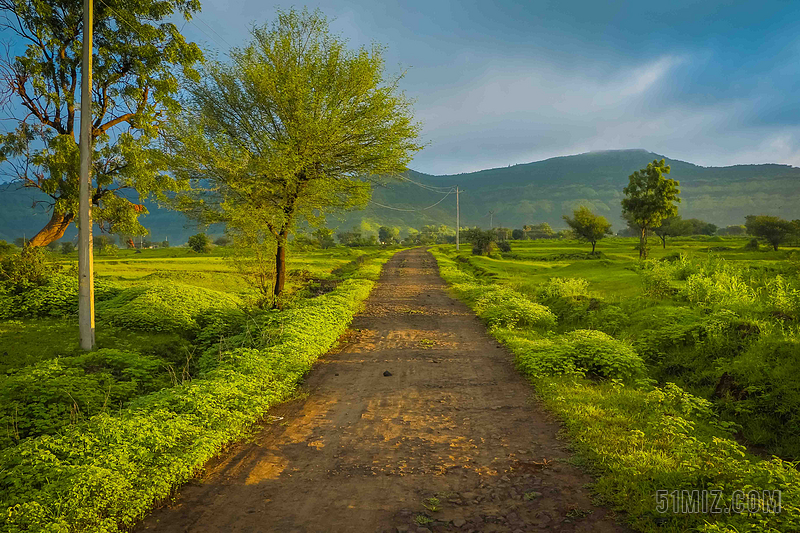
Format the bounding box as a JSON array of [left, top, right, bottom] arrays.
[[137, 248, 629, 533]]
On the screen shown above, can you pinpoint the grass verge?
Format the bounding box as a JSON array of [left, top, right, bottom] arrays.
[[430, 246, 800, 533], [0, 251, 395, 533]]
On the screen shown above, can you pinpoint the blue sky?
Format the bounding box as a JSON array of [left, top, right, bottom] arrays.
[[12, 0, 800, 176]]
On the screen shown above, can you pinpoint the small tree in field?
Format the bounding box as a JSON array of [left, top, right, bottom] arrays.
[[166, 8, 421, 303], [654, 215, 692, 248], [312, 228, 336, 249], [745, 215, 794, 251], [187, 233, 210, 253], [378, 226, 399, 245], [563, 206, 612, 254], [621, 159, 680, 259]]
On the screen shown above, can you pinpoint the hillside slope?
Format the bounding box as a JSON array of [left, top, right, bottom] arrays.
[[2, 149, 799, 243]]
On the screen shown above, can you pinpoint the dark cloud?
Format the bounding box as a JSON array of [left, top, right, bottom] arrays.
[[154, 1, 800, 172]]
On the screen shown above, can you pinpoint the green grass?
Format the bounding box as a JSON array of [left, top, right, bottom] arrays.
[[431, 241, 800, 533], [0, 318, 189, 374], [0, 246, 398, 533]]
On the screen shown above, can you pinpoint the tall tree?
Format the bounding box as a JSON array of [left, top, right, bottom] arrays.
[[563, 205, 612, 254], [166, 8, 422, 302], [745, 215, 795, 251], [0, 0, 203, 247], [621, 159, 680, 259]]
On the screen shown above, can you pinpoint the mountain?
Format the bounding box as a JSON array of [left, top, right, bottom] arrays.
[[2, 149, 800, 243], [357, 149, 800, 233]]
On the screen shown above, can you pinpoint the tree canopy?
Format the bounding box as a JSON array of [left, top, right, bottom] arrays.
[[653, 215, 692, 248], [165, 8, 422, 301], [0, 0, 203, 247], [621, 159, 680, 259], [563, 206, 612, 254], [745, 215, 795, 251]]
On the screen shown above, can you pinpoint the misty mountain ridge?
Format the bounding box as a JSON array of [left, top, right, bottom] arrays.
[[2, 149, 799, 244]]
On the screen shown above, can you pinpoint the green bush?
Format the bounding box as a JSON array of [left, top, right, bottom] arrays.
[[501, 333, 581, 378], [562, 329, 646, 381], [0, 273, 121, 319], [0, 350, 168, 448], [474, 287, 557, 330], [0, 248, 58, 294], [187, 233, 211, 253], [535, 276, 589, 300], [685, 269, 757, 310], [0, 274, 378, 532], [96, 284, 244, 333], [718, 333, 800, 457]]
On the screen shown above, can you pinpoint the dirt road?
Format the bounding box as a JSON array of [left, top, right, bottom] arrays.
[[138, 248, 628, 533]]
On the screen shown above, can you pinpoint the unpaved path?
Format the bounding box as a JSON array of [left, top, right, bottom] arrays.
[[139, 248, 629, 533]]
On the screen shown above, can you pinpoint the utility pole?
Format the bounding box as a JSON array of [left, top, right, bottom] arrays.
[[455, 185, 460, 251], [78, 0, 95, 350], [488, 210, 494, 229]]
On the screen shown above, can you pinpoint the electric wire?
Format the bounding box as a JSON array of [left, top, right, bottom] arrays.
[[368, 188, 454, 212], [97, 0, 231, 53]]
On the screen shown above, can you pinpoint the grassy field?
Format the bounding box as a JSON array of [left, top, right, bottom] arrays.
[[1, 246, 371, 373], [1, 244, 400, 532], [431, 236, 800, 533]]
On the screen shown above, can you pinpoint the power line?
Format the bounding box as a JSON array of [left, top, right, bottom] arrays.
[[398, 175, 455, 193], [192, 16, 233, 49], [96, 0, 231, 52], [369, 188, 454, 212]]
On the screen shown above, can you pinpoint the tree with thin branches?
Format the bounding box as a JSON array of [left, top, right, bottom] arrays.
[[166, 8, 422, 303], [0, 0, 203, 247]]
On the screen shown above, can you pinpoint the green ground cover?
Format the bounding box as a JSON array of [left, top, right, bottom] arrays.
[[431, 238, 800, 533], [0, 245, 398, 532]]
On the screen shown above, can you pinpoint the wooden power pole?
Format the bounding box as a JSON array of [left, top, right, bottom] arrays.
[[78, 0, 95, 350], [455, 185, 460, 251]]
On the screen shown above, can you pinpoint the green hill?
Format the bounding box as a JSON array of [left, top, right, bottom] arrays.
[[2, 149, 799, 243]]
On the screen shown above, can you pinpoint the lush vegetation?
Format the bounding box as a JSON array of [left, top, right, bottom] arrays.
[[431, 237, 800, 533], [0, 245, 397, 532], [0, 0, 203, 247]]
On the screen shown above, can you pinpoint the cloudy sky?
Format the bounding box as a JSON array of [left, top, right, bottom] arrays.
[[153, 1, 800, 174]]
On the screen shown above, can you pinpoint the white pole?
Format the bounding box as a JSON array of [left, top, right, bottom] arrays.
[[455, 185, 460, 251], [78, 0, 95, 351]]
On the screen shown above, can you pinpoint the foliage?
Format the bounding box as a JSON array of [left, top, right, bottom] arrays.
[[187, 233, 211, 254], [312, 228, 336, 249], [0, 0, 203, 247], [0, 247, 58, 293], [0, 349, 168, 448], [473, 287, 557, 330], [653, 215, 692, 248], [562, 206, 612, 254], [96, 284, 243, 334], [522, 223, 555, 239], [745, 214, 795, 251], [430, 244, 800, 533], [621, 159, 681, 259], [378, 226, 400, 245], [61, 241, 75, 254], [0, 254, 389, 533], [164, 8, 422, 298], [496, 240, 512, 252], [0, 240, 15, 255], [462, 228, 497, 255]]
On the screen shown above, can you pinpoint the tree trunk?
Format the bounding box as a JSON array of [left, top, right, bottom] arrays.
[[27, 211, 74, 248], [591, 240, 596, 254], [639, 226, 647, 259], [273, 228, 289, 303], [661, 235, 666, 249]]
